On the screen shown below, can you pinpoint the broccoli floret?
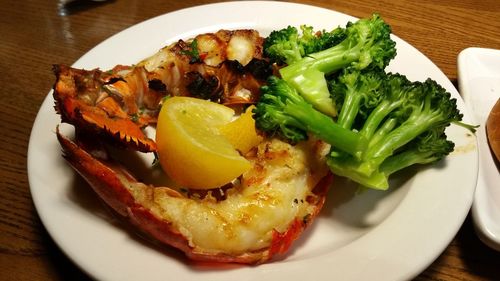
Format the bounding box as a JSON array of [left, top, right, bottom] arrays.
[[329, 127, 455, 189], [361, 77, 462, 172], [331, 68, 387, 131], [263, 26, 302, 65], [326, 72, 464, 189], [263, 25, 346, 66], [274, 14, 396, 117], [300, 25, 346, 56], [253, 76, 367, 156], [379, 127, 455, 176]]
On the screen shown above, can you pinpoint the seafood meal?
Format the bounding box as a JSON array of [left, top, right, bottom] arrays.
[[52, 15, 471, 265], [54, 29, 332, 264]]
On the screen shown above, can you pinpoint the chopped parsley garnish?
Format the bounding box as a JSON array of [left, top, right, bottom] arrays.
[[181, 39, 202, 64]]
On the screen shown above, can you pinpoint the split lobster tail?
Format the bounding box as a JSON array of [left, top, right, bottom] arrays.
[[57, 128, 332, 264]]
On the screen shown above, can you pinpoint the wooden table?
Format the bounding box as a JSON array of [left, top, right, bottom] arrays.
[[1, 0, 499, 280]]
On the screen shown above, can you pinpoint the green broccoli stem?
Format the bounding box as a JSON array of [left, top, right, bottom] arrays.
[[359, 100, 403, 139], [285, 102, 367, 156], [277, 44, 362, 117], [359, 112, 447, 176], [379, 149, 442, 176], [337, 88, 365, 129], [326, 156, 389, 189], [328, 143, 445, 190], [279, 44, 360, 81], [380, 127, 455, 175], [286, 68, 337, 116], [367, 118, 398, 148], [254, 76, 367, 157], [452, 120, 478, 133]]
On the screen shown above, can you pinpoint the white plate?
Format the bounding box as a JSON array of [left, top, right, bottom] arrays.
[[28, 2, 478, 281], [458, 47, 500, 251]]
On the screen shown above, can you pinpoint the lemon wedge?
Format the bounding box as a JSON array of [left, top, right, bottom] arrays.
[[219, 105, 263, 154], [156, 97, 251, 189]]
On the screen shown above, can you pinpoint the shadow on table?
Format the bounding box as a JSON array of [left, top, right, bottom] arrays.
[[457, 215, 500, 280]]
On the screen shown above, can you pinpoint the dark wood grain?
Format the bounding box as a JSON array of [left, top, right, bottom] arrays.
[[1, 0, 499, 280]]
